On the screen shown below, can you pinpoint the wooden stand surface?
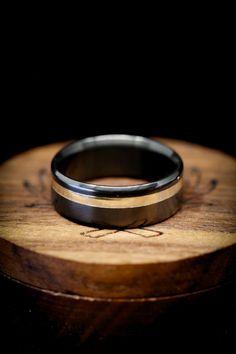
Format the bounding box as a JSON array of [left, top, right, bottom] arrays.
[[0, 139, 236, 299]]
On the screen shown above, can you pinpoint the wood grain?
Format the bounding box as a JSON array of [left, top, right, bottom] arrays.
[[0, 139, 236, 299]]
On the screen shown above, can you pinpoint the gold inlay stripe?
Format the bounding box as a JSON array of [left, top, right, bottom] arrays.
[[52, 178, 182, 209]]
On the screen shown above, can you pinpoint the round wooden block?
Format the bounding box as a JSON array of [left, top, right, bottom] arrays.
[[0, 139, 235, 299]]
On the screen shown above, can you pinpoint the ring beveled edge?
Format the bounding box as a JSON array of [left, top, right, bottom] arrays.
[[51, 135, 184, 226], [51, 135, 184, 198]]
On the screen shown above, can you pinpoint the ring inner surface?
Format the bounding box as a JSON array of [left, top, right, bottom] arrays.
[[58, 145, 177, 185]]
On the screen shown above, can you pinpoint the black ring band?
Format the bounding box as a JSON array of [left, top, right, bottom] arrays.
[[51, 135, 183, 228]]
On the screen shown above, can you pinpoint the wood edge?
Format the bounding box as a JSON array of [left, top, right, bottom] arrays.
[[1, 271, 235, 303], [1, 237, 235, 299]]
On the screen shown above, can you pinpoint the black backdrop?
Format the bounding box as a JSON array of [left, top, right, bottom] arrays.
[[1, 61, 235, 162], [1, 26, 235, 352]]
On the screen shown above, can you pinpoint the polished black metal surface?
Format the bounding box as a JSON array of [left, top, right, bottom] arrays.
[[52, 189, 182, 228], [51, 135, 183, 228]]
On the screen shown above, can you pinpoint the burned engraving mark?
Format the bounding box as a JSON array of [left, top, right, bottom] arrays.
[[182, 167, 218, 208], [209, 178, 218, 191], [38, 168, 49, 194], [25, 203, 51, 208], [79, 227, 163, 239], [23, 168, 51, 207], [126, 228, 163, 238], [23, 180, 38, 196], [80, 229, 120, 238]]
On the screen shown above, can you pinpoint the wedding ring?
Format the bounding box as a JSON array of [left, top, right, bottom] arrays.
[[51, 135, 183, 228]]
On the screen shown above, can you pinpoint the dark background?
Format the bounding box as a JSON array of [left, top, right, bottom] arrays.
[[1, 22, 235, 353], [1, 36, 235, 162]]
